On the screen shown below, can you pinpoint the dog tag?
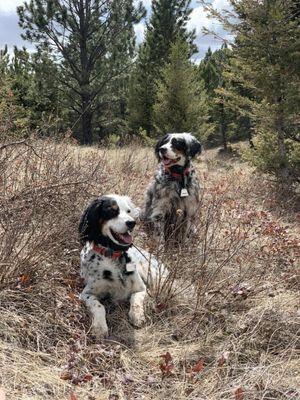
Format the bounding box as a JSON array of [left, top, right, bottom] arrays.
[[126, 264, 136, 273], [180, 188, 189, 197]]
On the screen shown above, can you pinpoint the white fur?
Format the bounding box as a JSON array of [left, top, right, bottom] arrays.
[[80, 195, 163, 338], [159, 133, 194, 167], [101, 195, 139, 246]]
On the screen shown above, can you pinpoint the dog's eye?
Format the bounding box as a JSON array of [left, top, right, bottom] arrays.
[[127, 209, 131, 213]]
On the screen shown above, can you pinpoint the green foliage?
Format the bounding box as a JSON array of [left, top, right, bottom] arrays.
[[0, 77, 30, 140], [18, 0, 144, 144], [198, 45, 250, 149], [203, 0, 300, 183], [128, 0, 196, 135], [153, 38, 210, 137]]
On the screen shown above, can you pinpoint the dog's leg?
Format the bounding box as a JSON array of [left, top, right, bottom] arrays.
[[81, 289, 108, 338], [129, 290, 146, 328]]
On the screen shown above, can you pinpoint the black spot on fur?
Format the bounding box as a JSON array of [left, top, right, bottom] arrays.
[[103, 270, 114, 281], [171, 137, 188, 154], [89, 254, 96, 261]]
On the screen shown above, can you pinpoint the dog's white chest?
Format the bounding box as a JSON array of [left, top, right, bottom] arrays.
[[80, 248, 145, 302]]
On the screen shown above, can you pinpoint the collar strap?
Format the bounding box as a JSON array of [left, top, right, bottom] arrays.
[[92, 243, 124, 260], [163, 165, 191, 179]]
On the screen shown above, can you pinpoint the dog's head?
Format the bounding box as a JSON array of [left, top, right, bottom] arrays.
[[155, 133, 202, 167], [79, 195, 139, 250]]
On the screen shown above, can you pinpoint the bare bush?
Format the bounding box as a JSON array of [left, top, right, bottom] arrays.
[[0, 140, 298, 399]]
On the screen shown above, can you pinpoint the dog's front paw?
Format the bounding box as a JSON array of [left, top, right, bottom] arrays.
[[129, 309, 146, 328], [91, 320, 109, 338]]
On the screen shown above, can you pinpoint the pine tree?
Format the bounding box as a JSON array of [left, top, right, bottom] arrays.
[[18, 0, 144, 144], [92, 0, 145, 139], [0, 47, 30, 139], [203, 0, 300, 182], [28, 47, 63, 134], [128, 0, 196, 135], [153, 38, 209, 137]]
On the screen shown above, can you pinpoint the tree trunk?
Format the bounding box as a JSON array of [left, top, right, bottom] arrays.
[[79, 1, 93, 145], [276, 103, 290, 183], [245, 117, 255, 148], [81, 99, 93, 144], [220, 103, 227, 151]]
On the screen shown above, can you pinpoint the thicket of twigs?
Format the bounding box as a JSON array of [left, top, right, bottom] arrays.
[[0, 139, 299, 400]]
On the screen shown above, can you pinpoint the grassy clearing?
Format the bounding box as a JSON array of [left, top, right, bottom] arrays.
[[0, 140, 299, 400]]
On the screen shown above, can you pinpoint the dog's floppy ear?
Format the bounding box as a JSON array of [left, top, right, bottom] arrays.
[[188, 136, 202, 159], [79, 198, 103, 245], [155, 134, 169, 161]]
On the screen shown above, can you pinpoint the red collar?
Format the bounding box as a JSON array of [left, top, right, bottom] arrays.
[[92, 243, 124, 260], [163, 165, 191, 179]]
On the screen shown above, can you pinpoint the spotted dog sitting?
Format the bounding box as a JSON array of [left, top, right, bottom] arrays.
[[79, 194, 161, 338], [142, 133, 202, 243]]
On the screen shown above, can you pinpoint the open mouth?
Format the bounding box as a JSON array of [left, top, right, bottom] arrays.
[[162, 155, 181, 166], [110, 229, 133, 245]]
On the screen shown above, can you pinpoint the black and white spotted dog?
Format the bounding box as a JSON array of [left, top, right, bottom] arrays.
[[79, 194, 162, 338], [142, 133, 202, 243]]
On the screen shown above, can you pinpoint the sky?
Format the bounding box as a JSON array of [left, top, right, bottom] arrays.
[[0, 0, 231, 62]]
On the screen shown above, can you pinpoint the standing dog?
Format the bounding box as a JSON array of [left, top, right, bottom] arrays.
[[79, 194, 162, 338], [142, 133, 202, 243]]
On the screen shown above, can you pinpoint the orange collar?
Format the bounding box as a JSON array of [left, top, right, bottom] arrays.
[[92, 243, 124, 260]]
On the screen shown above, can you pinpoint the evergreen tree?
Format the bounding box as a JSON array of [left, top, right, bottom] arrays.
[[92, 0, 145, 139], [28, 47, 64, 134], [128, 0, 196, 135], [153, 38, 209, 137], [0, 47, 30, 139], [18, 0, 144, 144], [203, 0, 300, 182]]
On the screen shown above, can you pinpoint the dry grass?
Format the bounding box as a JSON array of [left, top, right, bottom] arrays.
[[0, 139, 299, 400]]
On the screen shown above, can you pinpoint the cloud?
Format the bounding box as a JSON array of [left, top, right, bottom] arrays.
[[0, 0, 23, 14], [0, 12, 35, 54], [0, 0, 232, 60], [187, 0, 232, 60], [134, 22, 146, 43], [134, 0, 152, 10]]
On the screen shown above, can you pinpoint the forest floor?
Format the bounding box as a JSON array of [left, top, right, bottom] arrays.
[[0, 140, 299, 400]]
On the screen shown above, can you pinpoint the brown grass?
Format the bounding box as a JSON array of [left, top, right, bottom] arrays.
[[0, 139, 299, 400]]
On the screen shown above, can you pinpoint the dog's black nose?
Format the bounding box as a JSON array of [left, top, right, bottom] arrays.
[[160, 147, 167, 154], [126, 220, 136, 230]]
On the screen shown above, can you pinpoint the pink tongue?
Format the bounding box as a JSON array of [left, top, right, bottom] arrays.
[[119, 232, 133, 244], [163, 158, 172, 165]]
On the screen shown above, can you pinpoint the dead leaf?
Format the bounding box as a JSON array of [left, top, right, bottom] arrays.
[[160, 352, 172, 364], [234, 387, 244, 400], [70, 392, 78, 400], [60, 371, 72, 381], [19, 274, 30, 283], [159, 352, 174, 377], [156, 302, 166, 312], [188, 359, 204, 373], [82, 374, 93, 382], [217, 351, 230, 367]]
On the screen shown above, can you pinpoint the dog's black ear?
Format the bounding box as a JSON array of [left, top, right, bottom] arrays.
[[188, 136, 202, 158], [79, 199, 103, 245], [79, 197, 120, 245], [155, 134, 169, 161]]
